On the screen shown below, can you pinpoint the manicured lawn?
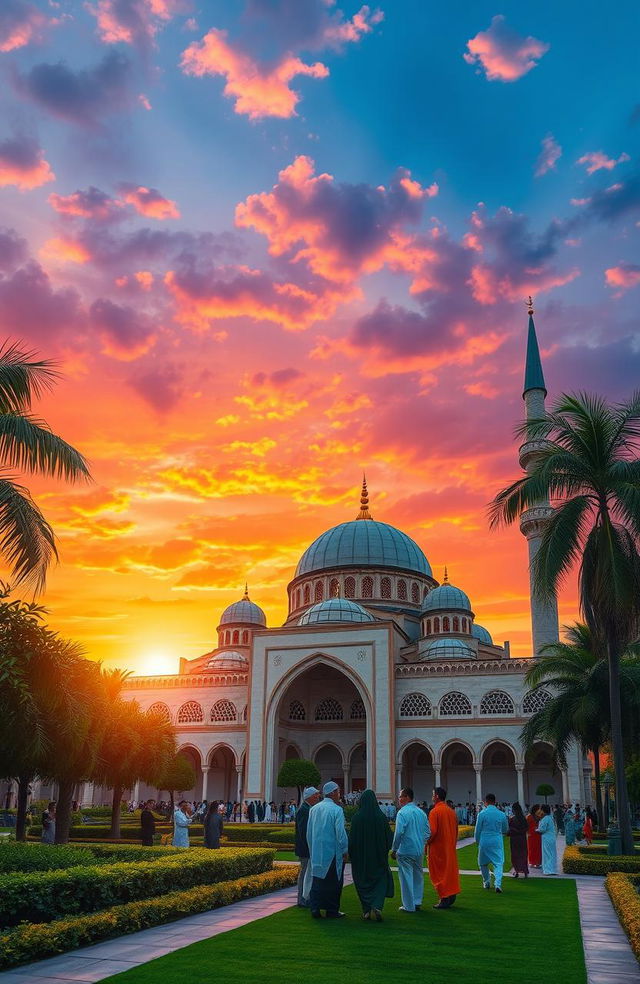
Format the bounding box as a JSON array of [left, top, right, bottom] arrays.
[[274, 851, 298, 862], [102, 874, 586, 984], [456, 837, 512, 870]]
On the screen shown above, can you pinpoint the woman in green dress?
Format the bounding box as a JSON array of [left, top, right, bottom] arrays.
[[348, 789, 394, 921]]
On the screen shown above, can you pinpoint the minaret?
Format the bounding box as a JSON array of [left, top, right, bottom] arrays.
[[518, 298, 559, 656], [356, 474, 373, 520]]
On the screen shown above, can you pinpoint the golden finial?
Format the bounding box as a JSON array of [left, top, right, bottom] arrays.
[[443, 565, 449, 584], [356, 473, 373, 520], [527, 295, 534, 316], [243, 583, 249, 600]]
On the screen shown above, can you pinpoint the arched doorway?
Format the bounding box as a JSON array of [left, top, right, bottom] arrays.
[[524, 743, 559, 804], [173, 746, 202, 801], [400, 742, 435, 803], [348, 742, 367, 793], [481, 741, 517, 803], [441, 742, 475, 805], [269, 659, 369, 799], [207, 745, 236, 802]]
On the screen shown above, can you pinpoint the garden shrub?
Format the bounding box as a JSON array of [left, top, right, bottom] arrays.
[[606, 873, 640, 961], [563, 845, 640, 875], [458, 826, 474, 840], [0, 865, 298, 969], [0, 843, 97, 874], [28, 823, 195, 840], [0, 847, 274, 927]]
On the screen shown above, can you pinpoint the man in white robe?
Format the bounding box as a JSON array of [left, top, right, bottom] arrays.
[[391, 787, 430, 912], [306, 781, 348, 919], [475, 792, 508, 892]]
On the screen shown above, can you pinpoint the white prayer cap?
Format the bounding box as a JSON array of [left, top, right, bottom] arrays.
[[323, 781, 339, 795], [303, 786, 319, 801]]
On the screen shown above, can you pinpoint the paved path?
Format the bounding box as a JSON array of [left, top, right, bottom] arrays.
[[576, 877, 640, 984]]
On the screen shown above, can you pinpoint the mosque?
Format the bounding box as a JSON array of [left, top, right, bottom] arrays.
[[102, 309, 591, 808]]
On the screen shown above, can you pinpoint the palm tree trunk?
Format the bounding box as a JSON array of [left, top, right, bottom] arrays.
[[592, 747, 605, 833], [608, 638, 634, 854], [15, 776, 30, 842], [110, 787, 123, 839], [54, 778, 75, 844]]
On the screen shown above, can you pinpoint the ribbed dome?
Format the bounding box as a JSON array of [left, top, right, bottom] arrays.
[[296, 520, 431, 578], [422, 582, 471, 613], [472, 623, 493, 645], [219, 595, 266, 626], [298, 598, 375, 625], [206, 650, 249, 670], [422, 637, 475, 660]]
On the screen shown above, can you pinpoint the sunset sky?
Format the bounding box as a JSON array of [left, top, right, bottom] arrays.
[[1, 0, 638, 674]]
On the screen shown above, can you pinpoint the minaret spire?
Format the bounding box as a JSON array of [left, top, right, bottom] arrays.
[[443, 565, 449, 584], [356, 473, 373, 520], [243, 583, 249, 600], [523, 297, 547, 399]]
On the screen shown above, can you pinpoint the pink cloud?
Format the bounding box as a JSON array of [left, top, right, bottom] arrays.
[[181, 29, 328, 119], [89, 0, 188, 47], [0, 0, 54, 52], [41, 237, 92, 265], [605, 263, 640, 292], [464, 15, 549, 82], [0, 134, 55, 190], [49, 187, 123, 221], [576, 150, 630, 174], [535, 134, 562, 177], [119, 184, 180, 219], [469, 262, 579, 304]]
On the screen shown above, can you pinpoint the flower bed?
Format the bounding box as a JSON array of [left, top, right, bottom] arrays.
[[563, 845, 640, 875], [0, 847, 274, 927], [458, 826, 474, 840], [605, 873, 640, 962], [0, 865, 299, 970]]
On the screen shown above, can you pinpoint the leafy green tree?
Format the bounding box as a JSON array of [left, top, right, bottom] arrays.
[[490, 391, 640, 853], [0, 342, 91, 593], [92, 672, 176, 838], [521, 623, 640, 831], [155, 754, 196, 812], [277, 759, 321, 803], [536, 783, 555, 803]]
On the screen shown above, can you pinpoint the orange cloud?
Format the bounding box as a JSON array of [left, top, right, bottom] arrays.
[[181, 29, 329, 119], [0, 138, 55, 190], [464, 15, 549, 82], [0, 2, 53, 52], [119, 184, 180, 219], [468, 263, 580, 304], [605, 263, 640, 292], [41, 237, 91, 264], [49, 187, 122, 220]]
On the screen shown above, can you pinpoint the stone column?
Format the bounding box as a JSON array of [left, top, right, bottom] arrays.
[[133, 780, 140, 807], [516, 764, 525, 805], [342, 765, 350, 796], [395, 765, 402, 797], [474, 764, 483, 804], [434, 765, 441, 787], [236, 766, 243, 803], [562, 769, 569, 803], [201, 766, 209, 802]]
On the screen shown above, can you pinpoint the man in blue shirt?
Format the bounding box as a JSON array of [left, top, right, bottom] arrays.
[[474, 792, 509, 892], [391, 787, 430, 912]]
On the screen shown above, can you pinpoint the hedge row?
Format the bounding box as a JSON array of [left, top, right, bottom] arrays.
[[562, 846, 640, 875], [458, 826, 474, 840], [605, 873, 640, 962], [29, 824, 205, 839], [0, 847, 274, 927], [0, 843, 98, 874], [223, 827, 298, 845], [0, 865, 298, 970]]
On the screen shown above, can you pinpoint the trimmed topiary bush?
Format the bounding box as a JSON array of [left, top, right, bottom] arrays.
[[606, 873, 640, 961], [0, 865, 299, 969], [563, 845, 640, 875], [0, 847, 275, 927], [0, 843, 97, 874]]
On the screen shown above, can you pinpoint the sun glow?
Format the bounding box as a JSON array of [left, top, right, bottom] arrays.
[[135, 649, 178, 677]]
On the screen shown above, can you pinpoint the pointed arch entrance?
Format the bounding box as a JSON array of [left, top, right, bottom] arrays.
[[400, 741, 436, 803]]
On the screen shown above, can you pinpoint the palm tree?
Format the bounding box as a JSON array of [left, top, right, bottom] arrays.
[[521, 623, 640, 832], [490, 391, 640, 853], [0, 342, 90, 593]]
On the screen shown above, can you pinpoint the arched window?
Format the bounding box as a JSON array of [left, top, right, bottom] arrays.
[[314, 581, 323, 602], [211, 699, 236, 722], [426, 618, 432, 635], [232, 629, 239, 644], [242, 630, 249, 644], [480, 691, 515, 715], [411, 582, 419, 604], [243, 706, 248, 722], [399, 693, 432, 717], [461, 618, 467, 633], [453, 616, 459, 632], [294, 589, 300, 609], [329, 577, 339, 598], [442, 616, 450, 632], [381, 576, 391, 599], [362, 575, 373, 599], [350, 698, 366, 720], [288, 700, 306, 721], [177, 700, 203, 723], [148, 702, 171, 723], [314, 698, 344, 721], [523, 689, 552, 714], [434, 617, 440, 633], [439, 692, 472, 716], [344, 576, 355, 598], [303, 584, 311, 605], [397, 579, 407, 601]]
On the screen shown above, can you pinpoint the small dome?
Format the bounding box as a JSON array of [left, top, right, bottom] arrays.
[[422, 581, 472, 614], [206, 650, 249, 670], [219, 590, 266, 627], [422, 637, 475, 660], [298, 598, 375, 625], [472, 623, 493, 645]]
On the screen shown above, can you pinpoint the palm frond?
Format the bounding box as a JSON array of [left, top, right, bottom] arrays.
[[0, 342, 59, 413], [531, 495, 591, 601], [0, 478, 57, 593], [0, 413, 90, 481]]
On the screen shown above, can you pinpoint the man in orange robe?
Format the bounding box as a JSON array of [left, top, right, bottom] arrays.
[[427, 786, 461, 909]]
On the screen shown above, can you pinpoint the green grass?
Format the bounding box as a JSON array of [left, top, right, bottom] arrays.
[[101, 874, 586, 984], [456, 837, 512, 870], [274, 851, 298, 862]]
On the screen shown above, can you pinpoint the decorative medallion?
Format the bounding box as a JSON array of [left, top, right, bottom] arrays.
[[273, 654, 282, 666], [357, 649, 367, 661]]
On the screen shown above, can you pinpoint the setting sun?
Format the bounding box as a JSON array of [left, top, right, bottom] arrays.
[[135, 649, 178, 677]]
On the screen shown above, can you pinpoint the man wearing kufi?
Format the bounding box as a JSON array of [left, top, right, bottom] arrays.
[[306, 781, 348, 919]]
